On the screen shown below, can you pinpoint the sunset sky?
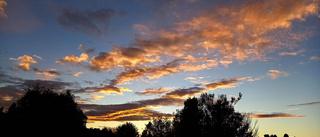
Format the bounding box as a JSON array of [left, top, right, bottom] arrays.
[[0, 0, 320, 136]]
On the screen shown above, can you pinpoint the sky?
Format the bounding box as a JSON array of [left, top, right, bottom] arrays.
[[0, 0, 319, 136]]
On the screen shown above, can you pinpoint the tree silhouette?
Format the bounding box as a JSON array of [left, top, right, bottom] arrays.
[[174, 97, 203, 137], [283, 133, 289, 137], [0, 85, 87, 136], [174, 93, 258, 137], [116, 122, 139, 137], [141, 116, 174, 137]]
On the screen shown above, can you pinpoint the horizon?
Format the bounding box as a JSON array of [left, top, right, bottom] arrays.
[[0, 0, 319, 136]]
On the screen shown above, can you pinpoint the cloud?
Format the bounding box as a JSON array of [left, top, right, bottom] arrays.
[[73, 72, 83, 77], [78, 44, 95, 54], [79, 97, 183, 121], [32, 55, 42, 60], [0, 0, 7, 17], [0, 73, 77, 110], [56, 53, 88, 64], [73, 84, 131, 96], [89, 47, 157, 71], [279, 50, 304, 56], [205, 77, 247, 90], [267, 70, 289, 79], [85, 0, 318, 74], [133, 24, 150, 35], [0, 85, 25, 110], [288, 101, 320, 106], [109, 56, 217, 85], [251, 113, 304, 119], [135, 87, 170, 95], [32, 68, 60, 80], [57, 8, 123, 37], [10, 55, 37, 71], [310, 56, 320, 61], [0, 70, 24, 84], [163, 87, 205, 98]]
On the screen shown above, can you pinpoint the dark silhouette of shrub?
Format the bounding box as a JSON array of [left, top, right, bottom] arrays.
[[0, 85, 87, 136], [174, 93, 258, 137], [116, 122, 139, 137], [283, 133, 289, 137], [141, 116, 174, 137]]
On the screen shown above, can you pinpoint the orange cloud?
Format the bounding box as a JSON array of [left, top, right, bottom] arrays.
[[0, 0, 7, 17], [135, 87, 170, 95], [56, 53, 88, 64], [267, 70, 289, 79], [10, 55, 37, 71], [111, 56, 218, 85], [73, 72, 83, 76], [74, 84, 131, 96], [310, 56, 320, 61], [80, 97, 182, 121], [279, 50, 304, 56], [205, 77, 248, 90], [89, 47, 157, 71], [251, 113, 304, 119], [33, 68, 60, 80]]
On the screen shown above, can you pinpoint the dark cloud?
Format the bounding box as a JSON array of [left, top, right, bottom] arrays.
[[0, 71, 24, 84], [251, 113, 304, 119], [32, 68, 61, 78], [21, 79, 74, 91], [288, 101, 320, 107], [136, 97, 184, 106], [0, 85, 25, 110], [57, 8, 122, 37], [0, 70, 76, 110], [163, 87, 205, 98]]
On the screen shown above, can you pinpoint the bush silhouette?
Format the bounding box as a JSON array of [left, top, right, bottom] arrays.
[[141, 116, 174, 137], [0, 85, 87, 136], [174, 93, 258, 137], [116, 122, 139, 137]]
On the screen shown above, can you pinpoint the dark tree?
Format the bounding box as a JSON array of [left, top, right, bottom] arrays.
[[141, 116, 174, 137], [174, 93, 258, 137], [116, 122, 139, 137], [174, 97, 203, 137], [264, 135, 270, 137], [283, 133, 289, 137], [0, 85, 87, 136]]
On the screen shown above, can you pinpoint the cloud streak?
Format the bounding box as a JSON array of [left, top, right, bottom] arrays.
[[205, 77, 247, 90], [267, 70, 289, 79], [288, 101, 320, 106], [135, 87, 170, 95], [251, 113, 304, 119]]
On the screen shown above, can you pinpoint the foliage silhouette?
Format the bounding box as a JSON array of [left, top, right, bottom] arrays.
[[283, 133, 289, 137], [0, 85, 87, 136], [1, 84, 264, 137], [116, 122, 139, 137], [173, 93, 258, 137], [141, 116, 174, 137]]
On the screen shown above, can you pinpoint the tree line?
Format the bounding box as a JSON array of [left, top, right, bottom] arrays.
[[0, 85, 287, 137]]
